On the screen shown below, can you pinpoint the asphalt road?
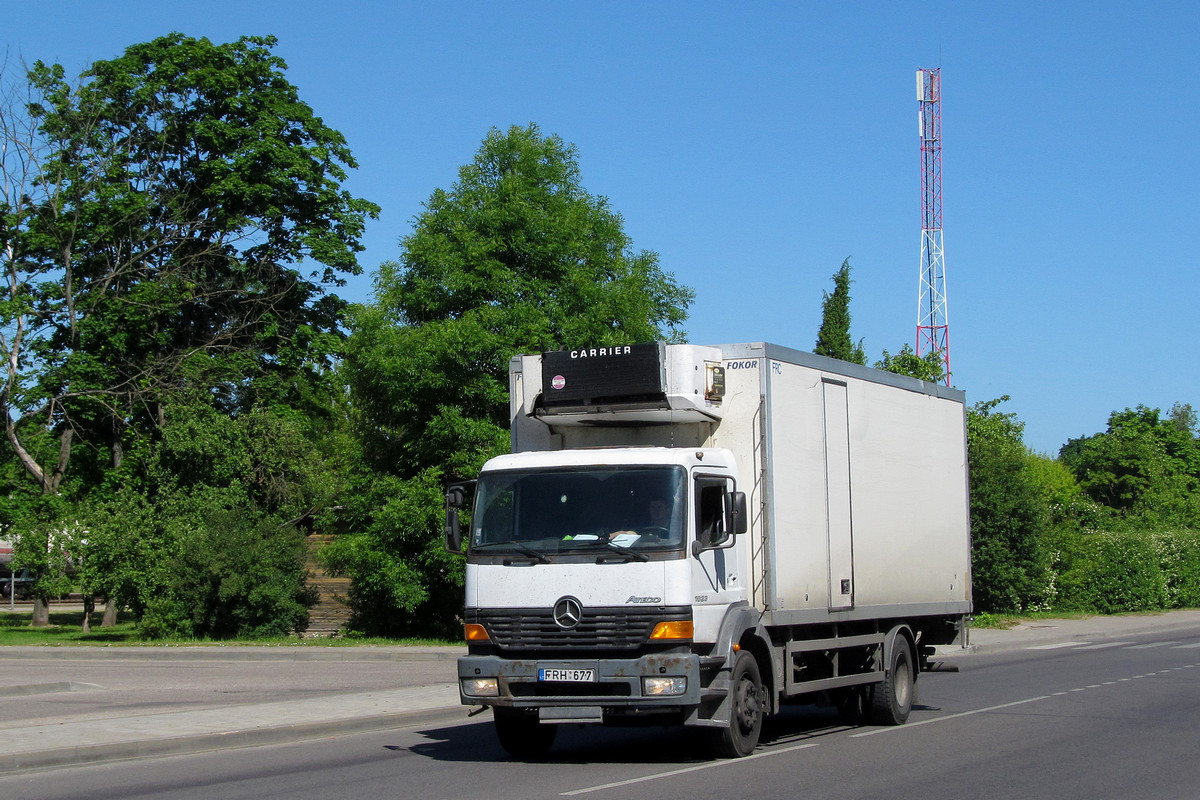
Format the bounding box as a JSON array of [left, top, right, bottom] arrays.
[[4, 620, 1200, 800]]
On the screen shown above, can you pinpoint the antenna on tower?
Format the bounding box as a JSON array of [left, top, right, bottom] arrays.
[[916, 67, 950, 386]]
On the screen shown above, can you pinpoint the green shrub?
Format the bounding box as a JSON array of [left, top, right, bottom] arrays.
[[1152, 529, 1200, 609], [142, 507, 316, 639], [1053, 529, 1166, 613]]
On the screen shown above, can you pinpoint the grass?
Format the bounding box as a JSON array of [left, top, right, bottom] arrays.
[[0, 610, 141, 646], [0, 609, 460, 647], [970, 608, 1182, 629]]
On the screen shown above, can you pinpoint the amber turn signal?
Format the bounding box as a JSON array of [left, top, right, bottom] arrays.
[[648, 620, 694, 640], [464, 623, 491, 642]]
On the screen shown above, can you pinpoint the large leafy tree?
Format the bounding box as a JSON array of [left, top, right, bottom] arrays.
[[2, 34, 376, 625], [814, 259, 866, 365], [1059, 404, 1200, 526], [327, 124, 694, 635]]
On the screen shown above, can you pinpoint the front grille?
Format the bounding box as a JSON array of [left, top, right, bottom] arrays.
[[475, 606, 689, 652]]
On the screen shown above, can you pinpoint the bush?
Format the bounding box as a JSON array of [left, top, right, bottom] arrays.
[[1052, 529, 1166, 614], [1153, 529, 1200, 609], [137, 504, 317, 639], [968, 399, 1054, 613]]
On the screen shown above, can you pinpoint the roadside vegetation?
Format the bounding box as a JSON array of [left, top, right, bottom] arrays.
[[1, 34, 1194, 644], [966, 401, 1200, 617]]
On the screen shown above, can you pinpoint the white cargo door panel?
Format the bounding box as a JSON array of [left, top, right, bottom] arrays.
[[761, 359, 828, 612]]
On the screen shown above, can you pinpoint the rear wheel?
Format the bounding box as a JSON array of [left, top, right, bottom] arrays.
[[868, 636, 915, 725], [711, 650, 764, 757], [493, 708, 557, 759]]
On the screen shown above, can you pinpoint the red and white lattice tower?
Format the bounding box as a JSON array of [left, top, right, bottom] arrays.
[[916, 68, 950, 385]]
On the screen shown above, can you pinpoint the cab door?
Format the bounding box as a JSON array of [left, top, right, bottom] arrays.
[[689, 473, 746, 626]]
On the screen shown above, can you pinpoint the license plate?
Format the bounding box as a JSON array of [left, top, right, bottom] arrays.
[[538, 668, 596, 682]]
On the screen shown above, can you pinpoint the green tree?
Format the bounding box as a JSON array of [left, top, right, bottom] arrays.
[[326, 124, 694, 636], [967, 397, 1053, 612], [814, 259, 865, 365], [1059, 405, 1200, 526], [2, 34, 376, 627], [874, 343, 945, 383]]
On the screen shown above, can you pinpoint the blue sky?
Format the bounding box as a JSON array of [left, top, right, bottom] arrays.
[[6, 2, 1197, 455]]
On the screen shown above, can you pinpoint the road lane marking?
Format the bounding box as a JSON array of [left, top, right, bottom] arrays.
[[851, 658, 1200, 739], [560, 742, 820, 795], [1027, 642, 1089, 650], [1125, 641, 1181, 649], [1172, 642, 1200, 649], [849, 695, 1054, 737], [1077, 642, 1134, 650], [565, 654, 1200, 788]]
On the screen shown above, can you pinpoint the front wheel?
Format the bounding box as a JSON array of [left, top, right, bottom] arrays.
[[710, 650, 765, 757], [493, 708, 557, 759], [868, 636, 915, 725]]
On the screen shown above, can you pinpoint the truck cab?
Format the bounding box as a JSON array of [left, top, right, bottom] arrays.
[[448, 445, 748, 756]]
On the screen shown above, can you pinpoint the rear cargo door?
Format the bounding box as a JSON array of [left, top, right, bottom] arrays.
[[823, 380, 854, 610]]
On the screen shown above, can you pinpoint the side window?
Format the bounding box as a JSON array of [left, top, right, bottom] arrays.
[[695, 477, 728, 548], [477, 483, 514, 544]]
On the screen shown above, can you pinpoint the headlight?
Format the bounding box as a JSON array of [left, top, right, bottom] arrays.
[[461, 678, 499, 697], [642, 676, 687, 696]]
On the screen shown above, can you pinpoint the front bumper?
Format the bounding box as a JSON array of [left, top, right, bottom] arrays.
[[458, 652, 702, 716]]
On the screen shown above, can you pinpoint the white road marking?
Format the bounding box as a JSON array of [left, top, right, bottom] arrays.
[[850, 695, 1053, 737], [565, 652, 1200, 793], [1125, 641, 1181, 649], [1077, 642, 1134, 650], [1027, 642, 1089, 650], [852, 658, 1200, 739], [560, 742, 820, 796]]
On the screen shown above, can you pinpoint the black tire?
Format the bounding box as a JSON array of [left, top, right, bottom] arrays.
[[868, 636, 915, 725], [493, 708, 557, 759], [711, 650, 765, 757]]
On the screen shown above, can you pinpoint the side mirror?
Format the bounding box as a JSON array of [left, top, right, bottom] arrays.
[[444, 482, 474, 554], [691, 486, 744, 557], [445, 509, 463, 553], [728, 491, 748, 535]]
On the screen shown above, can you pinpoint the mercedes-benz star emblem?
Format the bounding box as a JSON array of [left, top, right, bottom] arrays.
[[552, 596, 583, 629]]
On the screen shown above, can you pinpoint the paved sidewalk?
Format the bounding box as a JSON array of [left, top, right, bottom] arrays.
[[3, 609, 1200, 773], [959, 608, 1200, 654]]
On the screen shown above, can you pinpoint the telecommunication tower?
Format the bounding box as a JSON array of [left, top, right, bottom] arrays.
[[916, 68, 950, 385]]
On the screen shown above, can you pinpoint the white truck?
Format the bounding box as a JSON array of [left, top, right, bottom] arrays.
[[445, 342, 971, 758]]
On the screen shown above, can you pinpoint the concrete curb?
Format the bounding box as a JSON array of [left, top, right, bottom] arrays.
[[0, 645, 466, 662]]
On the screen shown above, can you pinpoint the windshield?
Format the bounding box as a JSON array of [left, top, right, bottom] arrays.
[[471, 465, 686, 557]]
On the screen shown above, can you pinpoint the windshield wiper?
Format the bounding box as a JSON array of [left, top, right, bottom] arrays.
[[596, 541, 649, 562], [472, 540, 550, 563]]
